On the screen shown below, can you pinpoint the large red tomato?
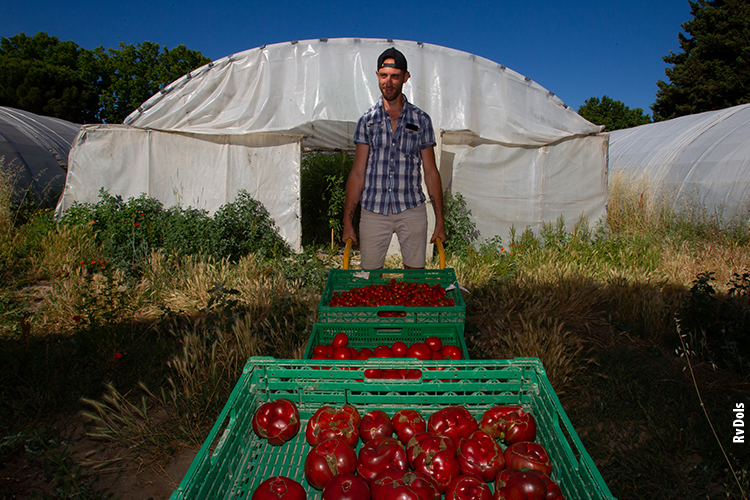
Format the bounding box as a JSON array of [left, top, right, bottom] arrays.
[[456, 430, 505, 482], [332, 332, 349, 348], [480, 405, 537, 444], [251, 476, 306, 500], [427, 406, 478, 445], [440, 345, 463, 360], [494, 469, 548, 500], [406, 432, 456, 468], [304, 438, 358, 490], [445, 474, 493, 500], [391, 341, 408, 357], [504, 442, 552, 477], [391, 409, 427, 445], [251, 399, 300, 446], [425, 336, 443, 352], [322, 472, 370, 500], [371, 468, 440, 500], [406, 342, 433, 361], [360, 410, 394, 442], [406, 433, 460, 493], [306, 404, 361, 447], [357, 436, 408, 483]]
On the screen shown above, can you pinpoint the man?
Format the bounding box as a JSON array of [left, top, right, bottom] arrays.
[[342, 47, 446, 269]]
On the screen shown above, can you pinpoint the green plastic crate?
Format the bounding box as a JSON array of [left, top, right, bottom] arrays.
[[303, 322, 469, 360], [317, 268, 466, 323], [170, 357, 616, 500]]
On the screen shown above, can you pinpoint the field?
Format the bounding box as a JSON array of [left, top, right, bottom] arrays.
[[1, 170, 749, 499]]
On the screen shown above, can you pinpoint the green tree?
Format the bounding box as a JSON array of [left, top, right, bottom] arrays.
[[653, 0, 750, 120], [0, 32, 211, 123], [577, 96, 652, 131], [98, 42, 211, 123], [0, 32, 100, 123]]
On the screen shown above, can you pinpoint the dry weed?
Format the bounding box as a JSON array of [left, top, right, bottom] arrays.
[[660, 239, 750, 291], [38, 224, 100, 279]]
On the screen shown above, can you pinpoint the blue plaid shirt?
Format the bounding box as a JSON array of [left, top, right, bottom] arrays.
[[353, 96, 436, 215]]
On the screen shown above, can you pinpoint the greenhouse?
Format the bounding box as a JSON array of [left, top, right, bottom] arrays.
[[608, 103, 750, 222], [0, 106, 80, 208], [56, 38, 608, 252]]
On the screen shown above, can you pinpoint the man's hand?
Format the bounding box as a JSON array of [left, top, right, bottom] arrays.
[[430, 223, 447, 245], [342, 226, 357, 245]]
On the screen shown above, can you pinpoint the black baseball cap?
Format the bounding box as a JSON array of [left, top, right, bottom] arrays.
[[377, 47, 408, 72]]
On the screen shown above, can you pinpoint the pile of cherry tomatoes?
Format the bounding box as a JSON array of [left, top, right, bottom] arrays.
[[328, 280, 456, 309], [250, 399, 565, 500], [310, 332, 464, 367]]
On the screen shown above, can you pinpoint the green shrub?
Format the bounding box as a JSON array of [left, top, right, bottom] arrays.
[[161, 205, 217, 258], [61, 189, 289, 275], [212, 190, 290, 261], [61, 190, 168, 275], [443, 191, 479, 256]]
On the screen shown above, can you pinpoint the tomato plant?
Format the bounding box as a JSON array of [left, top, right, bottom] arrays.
[[306, 404, 361, 447], [456, 430, 505, 482], [251, 399, 300, 446], [304, 438, 358, 490], [357, 436, 408, 483], [445, 474, 493, 500], [480, 405, 537, 444], [251, 476, 306, 500]]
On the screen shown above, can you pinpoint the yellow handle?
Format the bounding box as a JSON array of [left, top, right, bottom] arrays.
[[343, 238, 353, 270], [435, 237, 446, 269]]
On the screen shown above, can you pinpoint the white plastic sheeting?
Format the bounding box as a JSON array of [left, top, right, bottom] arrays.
[[58, 38, 607, 251], [609, 103, 750, 220], [1, 107, 80, 207]]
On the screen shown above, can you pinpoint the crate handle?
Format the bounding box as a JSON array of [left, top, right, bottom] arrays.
[[435, 237, 446, 269], [343, 238, 353, 270], [373, 327, 406, 335]]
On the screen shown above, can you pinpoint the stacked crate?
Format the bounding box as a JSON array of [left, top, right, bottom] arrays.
[[169, 266, 617, 500], [307, 268, 469, 359]]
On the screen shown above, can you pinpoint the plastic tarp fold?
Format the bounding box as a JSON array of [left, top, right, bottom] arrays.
[[609, 103, 750, 220], [59, 38, 607, 250]]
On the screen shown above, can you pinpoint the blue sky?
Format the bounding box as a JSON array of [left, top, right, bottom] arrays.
[[2, 0, 692, 116]]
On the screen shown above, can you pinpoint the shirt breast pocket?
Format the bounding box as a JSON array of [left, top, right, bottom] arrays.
[[398, 129, 420, 158], [368, 122, 387, 149]]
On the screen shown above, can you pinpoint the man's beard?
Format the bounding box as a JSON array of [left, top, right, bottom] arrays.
[[381, 86, 402, 102]]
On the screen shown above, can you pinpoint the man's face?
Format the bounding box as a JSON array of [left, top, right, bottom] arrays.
[[377, 58, 410, 102]]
